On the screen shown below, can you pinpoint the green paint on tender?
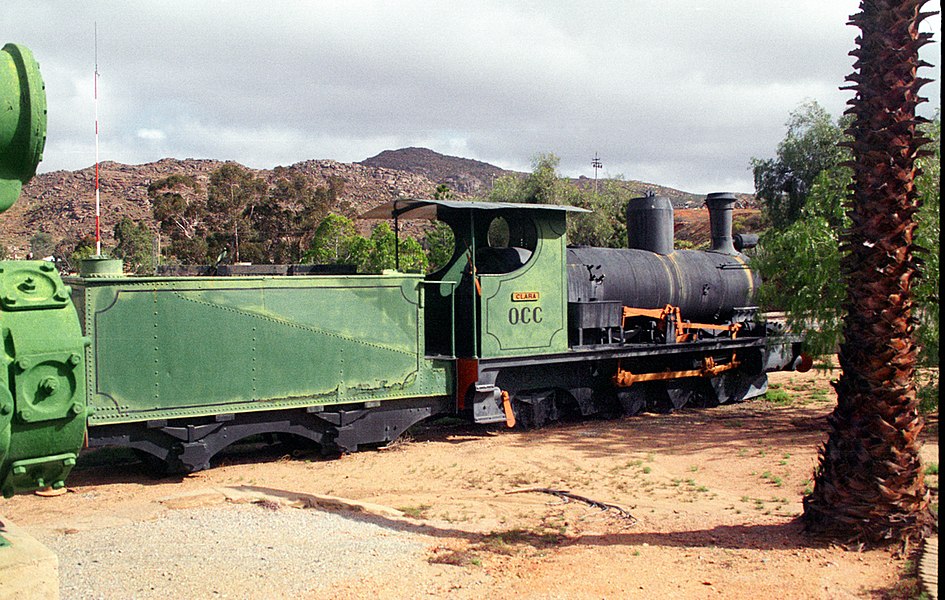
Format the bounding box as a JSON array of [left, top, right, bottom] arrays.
[[73, 274, 449, 424]]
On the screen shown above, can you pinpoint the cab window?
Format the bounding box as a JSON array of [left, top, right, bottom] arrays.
[[478, 215, 537, 274]]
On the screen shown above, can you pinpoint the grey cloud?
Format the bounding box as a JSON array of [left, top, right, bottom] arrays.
[[3, 0, 939, 193]]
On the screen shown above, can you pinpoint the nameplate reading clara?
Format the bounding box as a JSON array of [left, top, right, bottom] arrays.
[[511, 291, 540, 302]]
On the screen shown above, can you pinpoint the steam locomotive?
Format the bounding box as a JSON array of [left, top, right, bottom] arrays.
[[0, 43, 806, 497]]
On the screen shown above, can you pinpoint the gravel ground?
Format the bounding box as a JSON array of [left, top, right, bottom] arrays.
[[39, 503, 429, 599], [5, 367, 934, 599]]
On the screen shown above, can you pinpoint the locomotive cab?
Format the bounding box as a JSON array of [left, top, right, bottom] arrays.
[[360, 199, 588, 360]]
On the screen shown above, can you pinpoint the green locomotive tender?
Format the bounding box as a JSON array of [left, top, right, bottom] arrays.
[[0, 44, 806, 497]]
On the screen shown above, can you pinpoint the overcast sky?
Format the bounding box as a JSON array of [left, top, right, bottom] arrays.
[[4, 1, 941, 194]]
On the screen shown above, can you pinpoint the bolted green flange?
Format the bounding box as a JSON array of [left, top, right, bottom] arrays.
[[1, 261, 87, 497]]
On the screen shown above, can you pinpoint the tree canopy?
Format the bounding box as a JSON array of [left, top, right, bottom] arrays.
[[489, 152, 647, 249], [751, 101, 850, 229], [113, 217, 156, 274], [304, 214, 427, 273], [149, 173, 208, 264], [150, 165, 341, 266], [752, 107, 939, 365]]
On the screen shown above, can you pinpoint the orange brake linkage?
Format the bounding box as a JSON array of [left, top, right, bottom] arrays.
[[501, 391, 515, 428]]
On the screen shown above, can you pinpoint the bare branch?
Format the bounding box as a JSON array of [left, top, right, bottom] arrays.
[[506, 487, 637, 523]]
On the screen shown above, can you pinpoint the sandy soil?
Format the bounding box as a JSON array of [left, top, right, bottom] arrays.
[[2, 364, 938, 599]]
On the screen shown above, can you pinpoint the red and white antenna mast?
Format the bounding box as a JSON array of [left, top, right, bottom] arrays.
[[94, 22, 101, 256]]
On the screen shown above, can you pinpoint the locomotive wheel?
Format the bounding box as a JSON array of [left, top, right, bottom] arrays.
[[595, 392, 624, 420], [511, 389, 579, 428], [511, 394, 557, 428], [688, 380, 721, 408], [616, 387, 647, 416], [640, 382, 676, 414], [666, 380, 719, 410], [617, 381, 709, 415], [664, 384, 692, 411]]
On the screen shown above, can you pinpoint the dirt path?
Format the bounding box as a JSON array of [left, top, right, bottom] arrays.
[[2, 367, 938, 599]]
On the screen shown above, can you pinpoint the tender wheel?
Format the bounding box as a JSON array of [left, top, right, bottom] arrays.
[[132, 449, 174, 477], [276, 433, 322, 457]]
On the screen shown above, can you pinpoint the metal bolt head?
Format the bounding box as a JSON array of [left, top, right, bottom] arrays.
[[0, 403, 11, 416], [69, 353, 82, 366], [70, 402, 84, 416], [39, 375, 59, 395]]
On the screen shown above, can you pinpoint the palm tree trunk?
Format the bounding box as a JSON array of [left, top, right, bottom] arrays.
[[802, 0, 937, 546]]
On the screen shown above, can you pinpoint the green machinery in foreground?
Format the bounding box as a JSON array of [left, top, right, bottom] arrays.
[[1, 43, 89, 497], [1, 43, 46, 215]]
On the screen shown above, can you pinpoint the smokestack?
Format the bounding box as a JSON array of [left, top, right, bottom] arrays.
[[626, 193, 674, 254], [705, 192, 737, 255]]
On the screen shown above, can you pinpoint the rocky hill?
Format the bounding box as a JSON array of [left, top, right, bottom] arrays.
[[0, 148, 758, 257], [359, 147, 754, 209], [360, 147, 512, 195], [0, 157, 442, 257]]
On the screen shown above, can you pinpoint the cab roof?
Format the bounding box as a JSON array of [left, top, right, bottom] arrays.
[[359, 198, 589, 220]]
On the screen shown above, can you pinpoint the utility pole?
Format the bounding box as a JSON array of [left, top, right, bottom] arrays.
[[592, 153, 602, 195], [94, 23, 102, 256]]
